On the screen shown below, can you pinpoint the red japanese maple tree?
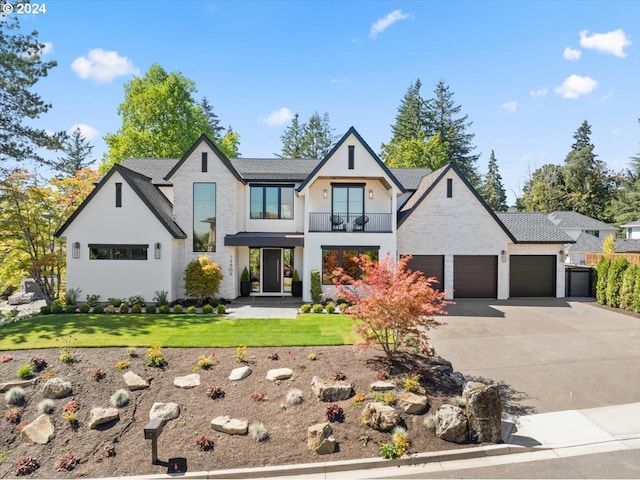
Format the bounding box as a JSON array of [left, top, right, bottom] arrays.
[[333, 253, 450, 361]]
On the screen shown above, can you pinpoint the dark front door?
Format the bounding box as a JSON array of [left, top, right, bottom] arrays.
[[263, 249, 282, 293]]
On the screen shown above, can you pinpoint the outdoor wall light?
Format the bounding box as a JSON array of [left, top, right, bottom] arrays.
[[72, 242, 80, 259], [154, 242, 161, 259], [369, 189, 373, 199], [323, 189, 328, 199], [500, 250, 507, 262]]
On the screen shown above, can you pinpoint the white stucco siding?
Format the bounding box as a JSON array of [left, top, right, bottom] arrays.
[[61, 171, 178, 302], [170, 143, 243, 299]]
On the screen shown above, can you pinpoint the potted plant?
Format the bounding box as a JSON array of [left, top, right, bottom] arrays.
[[240, 267, 251, 297], [291, 269, 302, 297]]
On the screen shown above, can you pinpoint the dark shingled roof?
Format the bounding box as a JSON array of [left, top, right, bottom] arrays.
[[567, 232, 604, 252], [389, 167, 431, 191], [230, 158, 320, 182], [121, 158, 177, 184], [548, 211, 617, 231], [496, 212, 574, 243], [615, 239, 640, 253]]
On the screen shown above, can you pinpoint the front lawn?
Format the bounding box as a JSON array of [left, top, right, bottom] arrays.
[[0, 313, 356, 350]]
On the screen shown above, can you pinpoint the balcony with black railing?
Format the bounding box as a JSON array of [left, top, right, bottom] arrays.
[[308, 212, 392, 233]]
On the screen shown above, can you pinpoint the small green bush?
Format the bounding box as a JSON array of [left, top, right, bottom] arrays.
[[300, 304, 311, 314], [108, 297, 122, 307], [40, 305, 51, 315], [216, 304, 226, 314], [202, 304, 213, 314], [173, 304, 183, 314], [145, 305, 157, 314], [51, 302, 63, 315], [153, 290, 169, 306], [619, 264, 638, 311], [595, 256, 611, 304], [310, 270, 322, 303], [605, 256, 629, 308], [187, 305, 197, 314], [249, 422, 269, 442], [312, 303, 324, 314], [110, 389, 130, 408], [38, 399, 55, 414], [633, 267, 640, 313], [130, 303, 142, 314], [93, 305, 104, 314], [158, 305, 170, 314], [5, 387, 25, 406], [16, 364, 33, 379], [78, 304, 91, 313], [325, 302, 336, 314]]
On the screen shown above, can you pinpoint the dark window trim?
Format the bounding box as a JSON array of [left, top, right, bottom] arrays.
[[348, 145, 355, 170], [115, 182, 122, 207], [250, 184, 295, 220], [88, 243, 149, 249], [201, 152, 208, 172], [88, 244, 149, 261], [446, 178, 453, 198], [330, 182, 366, 187], [331, 184, 365, 220]]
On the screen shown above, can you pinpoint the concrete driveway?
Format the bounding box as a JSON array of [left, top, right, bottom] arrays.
[[429, 298, 640, 414]]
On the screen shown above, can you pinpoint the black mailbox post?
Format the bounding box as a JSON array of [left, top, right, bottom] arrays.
[[144, 418, 163, 465]]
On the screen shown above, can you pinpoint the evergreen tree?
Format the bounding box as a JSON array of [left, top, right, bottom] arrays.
[[423, 80, 480, 186], [390, 79, 425, 143], [613, 119, 640, 225], [563, 121, 614, 221], [479, 151, 507, 211], [200, 97, 224, 142], [280, 113, 307, 157], [0, 15, 64, 173], [304, 112, 336, 159], [55, 128, 95, 177]]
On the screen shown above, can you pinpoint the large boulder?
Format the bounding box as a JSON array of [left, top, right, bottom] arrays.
[[173, 373, 200, 389], [42, 378, 72, 399], [398, 391, 429, 414], [266, 368, 293, 381], [149, 402, 180, 421], [360, 402, 400, 432], [311, 376, 354, 402], [20, 414, 54, 444], [123, 371, 149, 391], [462, 381, 486, 401], [307, 422, 336, 454], [466, 383, 502, 443], [88, 407, 119, 429], [210, 415, 248, 435], [435, 404, 468, 443], [229, 366, 252, 381]]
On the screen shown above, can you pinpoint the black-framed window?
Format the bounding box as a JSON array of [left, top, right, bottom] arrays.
[[194, 182, 216, 252], [321, 247, 379, 285], [332, 184, 364, 221], [446, 178, 453, 198], [201, 152, 208, 172], [115, 182, 122, 207], [89, 244, 148, 260], [250, 185, 294, 219]]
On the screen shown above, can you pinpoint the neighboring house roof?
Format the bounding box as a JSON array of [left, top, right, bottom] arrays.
[[615, 239, 640, 253], [496, 213, 575, 244], [296, 126, 405, 193], [230, 158, 319, 182], [121, 158, 177, 184], [389, 167, 430, 191], [56, 164, 187, 239], [620, 220, 640, 228], [548, 211, 617, 232], [566, 231, 604, 252], [164, 134, 245, 183]]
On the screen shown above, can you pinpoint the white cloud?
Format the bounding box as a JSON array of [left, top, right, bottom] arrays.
[[369, 10, 411, 39], [579, 29, 631, 57], [262, 107, 294, 127], [69, 123, 99, 140], [71, 49, 138, 82], [563, 47, 581, 61], [529, 87, 548, 97], [331, 77, 349, 84], [502, 101, 518, 113], [554, 74, 598, 99]]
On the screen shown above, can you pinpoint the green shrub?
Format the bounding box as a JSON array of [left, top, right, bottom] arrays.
[[40, 305, 51, 315], [300, 304, 311, 314], [325, 302, 336, 314], [110, 389, 130, 408], [5, 387, 25, 406], [605, 256, 629, 307], [249, 422, 269, 442], [312, 303, 324, 314], [158, 305, 170, 314], [202, 304, 213, 314], [173, 304, 183, 314], [153, 290, 169, 306], [108, 297, 122, 307], [50, 302, 63, 314], [620, 264, 638, 311], [128, 294, 144, 306], [85, 294, 100, 307], [184, 257, 223, 304], [146, 346, 165, 367], [145, 304, 157, 314], [16, 364, 33, 379], [595, 256, 611, 304], [64, 287, 82, 307], [187, 305, 197, 314], [310, 270, 322, 303], [38, 399, 55, 414], [93, 305, 104, 314], [633, 266, 640, 313], [78, 304, 91, 313], [130, 303, 142, 314], [216, 304, 226, 314]]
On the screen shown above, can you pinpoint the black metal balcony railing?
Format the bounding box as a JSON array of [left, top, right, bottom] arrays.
[[309, 212, 392, 233]]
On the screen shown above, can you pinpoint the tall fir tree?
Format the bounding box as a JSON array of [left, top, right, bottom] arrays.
[[55, 128, 95, 177], [423, 80, 480, 186], [279, 113, 307, 157], [479, 150, 507, 211], [279, 112, 336, 159], [390, 79, 425, 143], [613, 119, 640, 225], [200, 97, 224, 142]]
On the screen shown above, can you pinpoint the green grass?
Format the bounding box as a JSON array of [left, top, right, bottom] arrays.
[[0, 313, 356, 350]]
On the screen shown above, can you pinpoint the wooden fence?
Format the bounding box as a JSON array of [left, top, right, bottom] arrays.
[[585, 252, 640, 266]]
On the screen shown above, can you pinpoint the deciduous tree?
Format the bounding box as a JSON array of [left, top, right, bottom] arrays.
[[380, 132, 448, 169], [518, 164, 568, 213], [184, 256, 222, 304], [333, 253, 450, 361]]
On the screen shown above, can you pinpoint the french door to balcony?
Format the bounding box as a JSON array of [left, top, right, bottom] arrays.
[[332, 184, 364, 227]]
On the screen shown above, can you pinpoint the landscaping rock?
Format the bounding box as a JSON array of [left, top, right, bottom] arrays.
[[466, 383, 502, 443], [462, 381, 486, 401], [360, 402, 400, 432], [229, 366, 252, 381], [149, 402, 180, 421], [370, 381, 395, 391], [311, 376, 354, 402], [449, 372, 466, 386], [0, 378, 38, 392], [435, 404, 468, 443], [398, 391, 429, 414], [307, 422, 336, 455], [123, 371, 149, 391], [88, 407, 119, 429], [20, 414, 54, 444], [174, 373, 200, 388], [210, 415, 248, 435], [266, 368, 293, 381], [430, 358, 454, 376], [42, 378, 72, 399]]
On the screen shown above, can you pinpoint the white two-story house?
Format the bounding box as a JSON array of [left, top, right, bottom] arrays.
[[56, 127, 573, 303]]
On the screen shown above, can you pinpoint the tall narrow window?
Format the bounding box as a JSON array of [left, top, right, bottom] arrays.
[[193, 183, 216, 252], [115, 182, 122, 207], [332, 184, 364, 225], [446, 178, 453, 198], [348, 145, 355, 170], [201, 152, 208, 172]]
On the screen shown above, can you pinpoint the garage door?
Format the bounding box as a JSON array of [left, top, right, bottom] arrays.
[[453, 255, 497, 298], [510, 255, 556, 297], [405, 255, 444, 291]]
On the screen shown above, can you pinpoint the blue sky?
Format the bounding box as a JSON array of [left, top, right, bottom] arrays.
[[8, 0, 640, 205]]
